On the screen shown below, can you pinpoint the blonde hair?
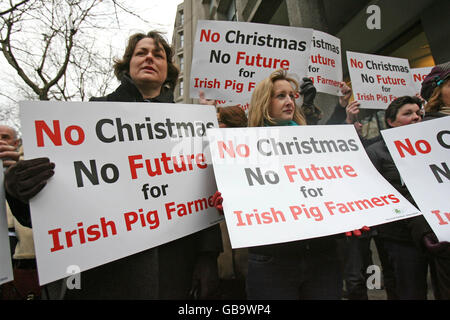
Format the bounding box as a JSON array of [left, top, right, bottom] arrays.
[[248, 69, 306, 127], [425, 78, 449, 113]]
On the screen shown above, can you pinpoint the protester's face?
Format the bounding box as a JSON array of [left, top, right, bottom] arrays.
[[129, 37, 168, 88], [440, 79, 450, 107], [269, 80, 296, 123], [0, 126, 18, 147], [388, 103, 422, 127]]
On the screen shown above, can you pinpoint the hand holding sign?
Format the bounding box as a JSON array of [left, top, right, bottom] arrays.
[[5, 158, 55, 203], [346, 51, 416, 109], [423, 232, 450, 258]]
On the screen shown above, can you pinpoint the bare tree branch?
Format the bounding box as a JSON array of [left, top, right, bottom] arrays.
[[0, 0, 30, 16]]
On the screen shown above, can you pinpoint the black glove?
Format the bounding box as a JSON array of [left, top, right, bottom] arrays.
[[4, 157, 55, 203], [299, 77, 317, 107], [423, 232, 450, 258]]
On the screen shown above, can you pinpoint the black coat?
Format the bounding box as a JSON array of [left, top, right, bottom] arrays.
[[8, 77, 223, 299]]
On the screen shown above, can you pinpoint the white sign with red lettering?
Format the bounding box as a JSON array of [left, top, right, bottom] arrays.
[[347, 51, 416, 109], [207, 125, 420, 249], [190, 20, 313, 102], [0, 169, 13, 285], [381, 117, 450, 242], [19, 101, 223, 285], [307, 30, 342, 95], [411, 66, 433, 97]]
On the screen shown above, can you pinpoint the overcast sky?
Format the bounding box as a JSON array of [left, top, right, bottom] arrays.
[[103, 0, 183, 49]]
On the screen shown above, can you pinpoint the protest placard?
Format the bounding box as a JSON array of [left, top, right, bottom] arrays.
[[19, 101, 223, 285], [411, 66, 433, 96], [347, 51, 416, 109], [207, 125, 420, 249], [0, 169, 13, 285], [307, 30, 342, 95], [381, 117, 450, 241], [190, 20, 313, 103]]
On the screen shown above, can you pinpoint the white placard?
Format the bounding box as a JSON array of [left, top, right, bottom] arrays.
[[411, 66, 433, 97], [207, 125, 420, 249], [0, 169, 14, 285], [190, 20, 313, 102], [347, 51, 416, 109], [307, 30, 342, 95], [381, 117, 450, 241], [19, 101, 223, 285]]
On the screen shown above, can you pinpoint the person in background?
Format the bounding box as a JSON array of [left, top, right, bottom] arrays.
[[216, 105, 248, 129], [0, 125, 41, 300], [421, 61, 450, 120], [3, 31, 222, 300], [214, 105, 248, 299], [323, 86, 395, 300], [417, 62, 450, 299], [365, 96, 437, 299]]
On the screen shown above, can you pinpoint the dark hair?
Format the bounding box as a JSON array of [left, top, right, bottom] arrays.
[[425, 78, 450, 113], [420, 61, 450, 101], [113, 31, 179, 92], [384, 96, 422, 128], [217, 105, 248, 128]]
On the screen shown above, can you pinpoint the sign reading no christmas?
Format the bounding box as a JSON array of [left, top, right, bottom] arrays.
[[190, 20, 313, 102], [347, 51, 416, 109], [382, 117, 450, 242], [207, 125, 420, 249], [19, 101, 223, 285]]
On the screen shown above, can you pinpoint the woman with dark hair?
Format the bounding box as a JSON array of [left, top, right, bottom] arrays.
[[365, 96, 435, 299], [418, 64, 450, 299], [91, 31, 179, 102], [4, 31, 222, 300]]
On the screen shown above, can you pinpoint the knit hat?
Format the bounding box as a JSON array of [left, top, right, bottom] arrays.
[[420, 61, 450, 100]]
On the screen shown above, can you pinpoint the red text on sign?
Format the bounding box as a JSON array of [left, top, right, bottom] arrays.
[[48, 217, 117, 252], [35, 120, 85, 147], [218, 141, 250, 158], [394, 138, 431, 158], [431, 210, 450, 225], [234, 207, 286, 226], [236, 51, 289, 70]]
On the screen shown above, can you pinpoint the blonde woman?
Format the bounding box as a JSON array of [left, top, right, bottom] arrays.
[[247, 70, 306, 127], [211, 69, 351, 299]]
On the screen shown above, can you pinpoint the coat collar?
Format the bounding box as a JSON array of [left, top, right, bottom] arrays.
[[104, 75, 174, 103]]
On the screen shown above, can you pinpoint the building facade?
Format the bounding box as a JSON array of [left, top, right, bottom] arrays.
[[172, 0, 448, 127]]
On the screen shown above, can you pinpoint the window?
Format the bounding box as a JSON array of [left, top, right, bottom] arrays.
[[179, 32, 184, 48], [179, 79, 184, 96], [179, 10, 184, 26], [179, 55, 184, 71], [227, 0, 237, 21]]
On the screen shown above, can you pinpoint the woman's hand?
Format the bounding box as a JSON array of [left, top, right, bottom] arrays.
[[345, 100, 361, 124], [338, 82, 353, 108], [4, 157, 55, 203], [199, 90, 217, 106], [211, 191, 223, 215], [0, 141, 20, 168], [345, 226, 370, 237]]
